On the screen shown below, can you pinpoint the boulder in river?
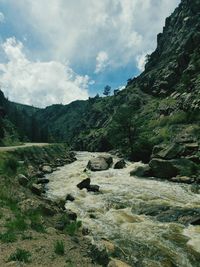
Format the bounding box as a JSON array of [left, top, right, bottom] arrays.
[[130, 165, 152, 177], [42, 165, 53, 174], [37, 178, 49, 184], [114, 159, 126, 169], [65, 194, 75, 202], [77, 178, 91, 190], [87, 155, 113, 171], [87, 184, 100, 192]]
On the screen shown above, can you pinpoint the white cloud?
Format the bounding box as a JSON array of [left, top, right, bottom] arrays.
[[95, 51, 109, 73], [0, 12, 5, 23], [8, 0, 180, 70], [0, 38, 90, 107], [136, 52, 151, 71]]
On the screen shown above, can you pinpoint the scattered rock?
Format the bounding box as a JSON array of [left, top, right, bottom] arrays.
[[42, 165, 53, 174], [114, 159, 126, 169], [18, 174, 29, 187], [101, 239, 116, 254], [77, 178, 91, 190], [108, 259, 132, 267], [65, 209, 77, 221], [130, 165, 152, 177], [65, 194, 75, 202], [82, 227, 90, 236], [37, 178, 49, 184], [87, 185, 100, 192], [31, 183, 44, 196]]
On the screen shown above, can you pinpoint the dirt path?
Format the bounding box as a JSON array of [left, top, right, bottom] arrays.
[[0, 143, 49, 152]]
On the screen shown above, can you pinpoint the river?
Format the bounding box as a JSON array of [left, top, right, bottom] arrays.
[[45, 152, 200, 267]]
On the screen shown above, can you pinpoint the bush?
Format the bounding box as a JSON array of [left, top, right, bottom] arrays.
[[0, 231, 17, 243], [8, 249, 31, 263], [54, 240, 65, 255], [65, 221, 82, 236], [2, 157, 19, 175], [5, 214, 28, 232]]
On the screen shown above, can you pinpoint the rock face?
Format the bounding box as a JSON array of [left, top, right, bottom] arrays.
[[87, 155, 113, 171], [114, 159, 126, 169]]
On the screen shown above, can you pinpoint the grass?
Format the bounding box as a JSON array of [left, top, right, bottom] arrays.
[[54, 240, 65, 255], [65, 221, 82, 236], [5, 214, 28, 232], [0, 231, 17, 243], [8, 248, 31, 263]]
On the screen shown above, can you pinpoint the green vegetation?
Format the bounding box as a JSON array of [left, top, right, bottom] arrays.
[[54, 240, 65, 255], [65, 220, 82, 236], [8, 249, 32, 263]]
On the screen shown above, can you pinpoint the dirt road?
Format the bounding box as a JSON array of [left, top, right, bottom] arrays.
[[0, 143, 49, 152]]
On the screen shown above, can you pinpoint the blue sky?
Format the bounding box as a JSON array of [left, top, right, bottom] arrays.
[[0, 0, 180, 107]]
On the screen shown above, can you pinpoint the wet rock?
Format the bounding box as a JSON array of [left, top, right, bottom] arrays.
[[87, 155, 113, 171], [130, 165, 152, 177], [65, 194, 75, 202], [42, 165, 53, 174], [18, 174, 29, 187], [39, 203, 58, 216], [31, 183, 44, 196], [87, 184, 100, 192], [189, 216, 200, 225], [171, 176, 194, 184], [108, 259, 132, 267], [56, 199, 66, 210], [114, 159, 126, 169], [36, 171, 45, 178], [82, 227, 90, 236], [37, 178, 49, 184], [65, 209, 77, 221], [77, 178, 91, 190]]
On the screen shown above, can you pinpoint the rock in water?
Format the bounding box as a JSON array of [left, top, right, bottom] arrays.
[[114, 159, 126, 169], [77, 178, 91, 190], [87, 155, 113, 171], [130, 165, 152, 177], [87, 184, 100, 192], [42, 165, 53, 174], [65, 194, 75, 202]]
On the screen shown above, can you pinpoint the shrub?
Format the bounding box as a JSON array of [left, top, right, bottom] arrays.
[[54, 240, 65, 255], [0, 231, 17, 243], [8, 249, 31, 263], [5, 214, 28, 232], [2, 157, 19, 175], [65, 220, 82, 236]]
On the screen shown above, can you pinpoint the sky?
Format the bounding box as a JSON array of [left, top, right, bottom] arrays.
[[0, 0, 180, 108]]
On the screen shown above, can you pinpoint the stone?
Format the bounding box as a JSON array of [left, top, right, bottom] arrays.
[[130, 165, 152, 177], [36, 171, 45, 178], [87, 185, 100, 192], [154, 143, 185, 160], [18, 174, 29, 187], [149, 158, 197, 179], [114, 159, 126, 169], [82, 227, 90, 235], [37, 178, 49, 184], [42, 165, 53, 174], [108, 259, 132, 267], [77, 178, 91, 190], [31, 184, 44, 196], [87, 155, 113, 171], [89, 244, 109, 266], [101, 240, 116, 254], [171, 176, 194, 184], [65, 209, 77, 221], [65, 194, 75, 202], [189, 216, 200, 225]]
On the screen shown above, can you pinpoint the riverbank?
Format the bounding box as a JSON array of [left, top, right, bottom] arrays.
[[0, 145, 101, 266]]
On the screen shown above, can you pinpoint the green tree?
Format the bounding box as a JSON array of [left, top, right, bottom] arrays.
[[103, 85, 111, 96]]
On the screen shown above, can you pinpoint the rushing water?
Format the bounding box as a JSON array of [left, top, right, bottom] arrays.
[[46, 152, 200, 267]]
